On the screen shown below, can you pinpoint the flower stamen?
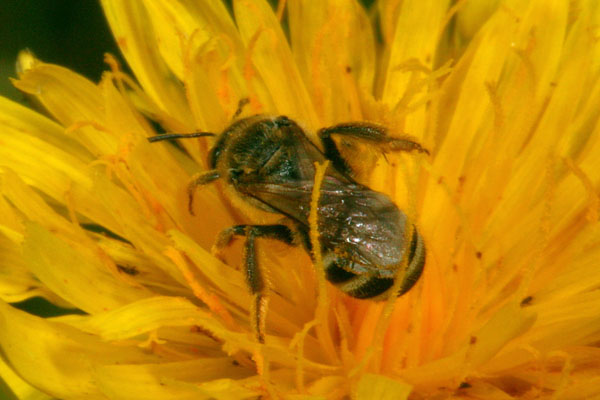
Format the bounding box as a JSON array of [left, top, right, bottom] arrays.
[[564, 157, 599, 222], [309, 160, 338, 365], [163, 246, 238, 332]]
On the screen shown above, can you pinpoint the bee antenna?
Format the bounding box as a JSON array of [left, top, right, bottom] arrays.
[[147, 132, 216, 143]]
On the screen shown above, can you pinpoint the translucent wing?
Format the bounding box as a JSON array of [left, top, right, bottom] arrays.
[[238, 176, 408, 274]]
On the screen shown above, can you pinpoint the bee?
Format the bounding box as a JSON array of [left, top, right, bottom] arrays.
[[149, 114, 427, 342]]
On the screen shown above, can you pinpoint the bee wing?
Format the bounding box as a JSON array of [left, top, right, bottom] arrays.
[[239, 177, 408, 274], [237, 180, 315, 222], [316, 182, 409, 272]]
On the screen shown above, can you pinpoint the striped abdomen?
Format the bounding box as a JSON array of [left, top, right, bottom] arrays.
[[323, 228, 426, 299]]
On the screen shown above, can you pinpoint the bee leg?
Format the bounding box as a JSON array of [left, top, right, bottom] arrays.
[[213, 224, 296, 343], [384, 137, 429, 155], [244, 228, 268, 343], [214, 224, 295, 252], [317, 128, 353, 175], [187, 170, 220, 215], [318, 122, 429, 173]]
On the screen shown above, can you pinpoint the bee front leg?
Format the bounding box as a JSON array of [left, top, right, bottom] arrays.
[[213, 224, 296, 343], [187, 170, 220, 215], [318, 122, 429, 173]]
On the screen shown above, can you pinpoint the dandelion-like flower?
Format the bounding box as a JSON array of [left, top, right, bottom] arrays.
[[1, 0, 600, 399]]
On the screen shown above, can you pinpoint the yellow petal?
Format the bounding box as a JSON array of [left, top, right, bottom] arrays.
[[377, 0, 451, 106], [94, 361, 257, 400], [288, 0, 375, 124], [0, 187, 24, 242], [12, 62, 124, 156], [180, 1, 267, 128], [101, 0, 192, 127], [0, 300, 158, 399], [0, 169, 88, 239], [167, 229, 249, 307], [234, 0, 318, 127], [23, 222, 152, 313], [400, 301, 535, 387], [355, 373, 411, 400], [0, 194, 73, 304], [0, 355, 53, 400], [141, 0, 211, 80], [13, 63, 103, 126], [0, 118, 92, 204], [0, 232, 38, 303], [305, 375, 345, 398], [58, 296, 222, 341], [467, 300, 536, 369], [168, 229, 315, 340], [455, 0, 501, 41], [0, 95, 91, 161], [139, 0, 254, 131]]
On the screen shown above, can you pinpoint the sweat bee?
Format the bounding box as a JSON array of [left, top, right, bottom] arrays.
[[149, 114, 427, 342]]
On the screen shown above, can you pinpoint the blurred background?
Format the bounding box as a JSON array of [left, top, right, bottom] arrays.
[[0, 0, 121, 102]]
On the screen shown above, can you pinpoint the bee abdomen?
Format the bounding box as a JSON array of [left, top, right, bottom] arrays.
[[401, 228, 426, 295], [343, 274, 395, 299], [325, 260, 394, 299], [324, 260, 356, 283], [323, 227, 426, 300]]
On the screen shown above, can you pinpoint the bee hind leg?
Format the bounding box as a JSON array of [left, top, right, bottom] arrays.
[[318, 122, 429, 173], [213, 224, 296, 343]]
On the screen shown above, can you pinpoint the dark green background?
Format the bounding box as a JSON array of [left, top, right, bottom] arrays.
[[0, 1, 120, 101], [0, 0, 376, 102]]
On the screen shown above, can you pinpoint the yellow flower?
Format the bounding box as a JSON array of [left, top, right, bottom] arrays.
[[1, 0, 600, 399]]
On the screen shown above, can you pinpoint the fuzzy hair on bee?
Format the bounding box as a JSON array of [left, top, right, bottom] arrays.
[[149, 113, 427, 343]]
